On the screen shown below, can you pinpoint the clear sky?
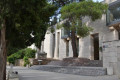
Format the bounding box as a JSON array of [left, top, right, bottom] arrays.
[[93, 0, 104, 2]]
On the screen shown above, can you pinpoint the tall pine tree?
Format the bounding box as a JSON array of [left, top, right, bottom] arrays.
[[0, 0, 56, 80]]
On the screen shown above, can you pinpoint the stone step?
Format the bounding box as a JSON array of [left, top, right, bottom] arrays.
[[30, 65, 107, 76]]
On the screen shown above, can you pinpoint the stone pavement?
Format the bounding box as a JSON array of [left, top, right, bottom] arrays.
[[10, 66, 120, 80], [30, 65, 107, 76]]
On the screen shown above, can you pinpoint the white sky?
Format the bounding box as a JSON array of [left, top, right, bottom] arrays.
[[93, 0, 104, 2]]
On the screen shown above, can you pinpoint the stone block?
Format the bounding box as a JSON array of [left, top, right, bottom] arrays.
[[117, 48, 120, 53], [107, 67, 113, 75], [109, 47, 117, 52], [103, 57, 111, 62], [103, 48, 110, 53], [109, 62, 118, 75], [103, 62, 109, 68], [108, 52, 117, 57], [111, 42, 115, 47], [103, 52, 109, 57], [110, 57, 117, 62]]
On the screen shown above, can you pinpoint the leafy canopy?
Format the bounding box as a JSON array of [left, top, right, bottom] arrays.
[[61, 0, 108, 21], [59, 0, 108, 37], [0, 0, 56, 50]]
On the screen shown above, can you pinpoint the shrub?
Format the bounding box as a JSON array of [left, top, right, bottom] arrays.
[[24, 48, 36, 58], [7, 55, 15, 64], [7, 48, 36, 64], [23, 56, 30, 67]]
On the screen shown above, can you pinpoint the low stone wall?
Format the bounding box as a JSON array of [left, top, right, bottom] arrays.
[[15, 58, 34, 66], [15, 59, 24, 66], [103, 40, 120, 76], [30, 65, 107, 76], [48, 59, 103, 67]]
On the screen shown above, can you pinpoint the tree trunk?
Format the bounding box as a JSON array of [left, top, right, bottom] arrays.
[[71, 30, 78, 57], [0, 23, 6, 80]]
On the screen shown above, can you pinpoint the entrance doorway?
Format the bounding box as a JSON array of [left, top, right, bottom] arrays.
[[91, 33, 99, 60]]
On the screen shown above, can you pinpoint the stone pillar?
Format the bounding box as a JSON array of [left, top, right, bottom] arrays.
[[51, 34, 55, 58], [35, 48, 40, 59], [90, 35, 94, 60], [41, 41, 44, 53], [49, 33, 54, 58], [35, 52, 38, 59], [54, 32, 60, 59]]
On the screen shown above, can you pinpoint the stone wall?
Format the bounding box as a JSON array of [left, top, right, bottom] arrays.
[[81, 14, 118, 60], [15, 58, 34, 66], [103, 40, 120, 76], [43, 0, 119, 61], [30, 65, 107, 76]]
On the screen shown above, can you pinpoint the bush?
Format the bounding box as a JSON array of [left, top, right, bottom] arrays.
[[23, 56, 30, 67], [7, 48, 36, 64], [7, 47, 20, 56], [7, 55, 15, 64], [24, 48, 36, 58]]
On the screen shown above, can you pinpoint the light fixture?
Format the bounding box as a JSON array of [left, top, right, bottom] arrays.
[[67, 37, 70, 40], [77, 35, 80, 38], [109, 26, 114, 31]]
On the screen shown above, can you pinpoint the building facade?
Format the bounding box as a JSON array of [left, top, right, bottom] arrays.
[[41, 0, 120, 76]]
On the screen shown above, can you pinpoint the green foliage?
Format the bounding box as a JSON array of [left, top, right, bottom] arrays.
[[7, 48, 36, 64], [7, 55, 15, 64], [57, 0, 108, 57], [60, 0, 108, 37], [77, 24, 93, 37], [50, 27, 55, 33], [0, 0, 56, 53], [56, 23, 62, 29], [61, 0, 108, 21], [23, 56, 30, 67], [24, 48, 36, 58], [7, 47, 20, 56]]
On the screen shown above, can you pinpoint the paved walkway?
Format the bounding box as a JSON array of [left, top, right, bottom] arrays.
[[11, 67, 119, 80]]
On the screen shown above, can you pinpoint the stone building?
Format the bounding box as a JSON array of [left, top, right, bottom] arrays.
[[41, 0, 120, 76]]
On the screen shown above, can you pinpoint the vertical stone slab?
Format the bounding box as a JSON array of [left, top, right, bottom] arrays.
[[54, 32, 60, 59]]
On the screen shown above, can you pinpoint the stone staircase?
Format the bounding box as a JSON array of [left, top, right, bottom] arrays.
[[30, 65, 107, 76]]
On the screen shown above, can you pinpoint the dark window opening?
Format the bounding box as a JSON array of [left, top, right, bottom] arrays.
[[91, 34, 99, 60], [118, 31, 120, 40], [66, 40, 69, 57]]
